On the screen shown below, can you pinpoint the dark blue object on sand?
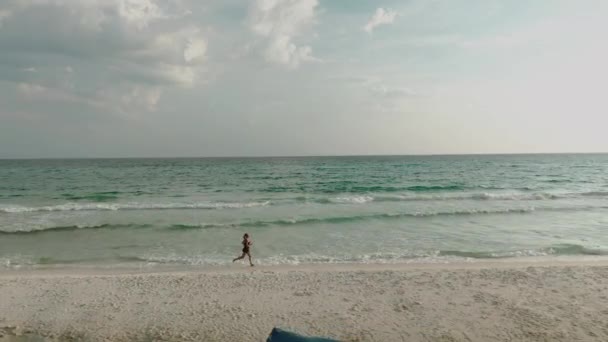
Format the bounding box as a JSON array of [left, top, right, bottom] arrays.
[[266, 328, 339, 342]]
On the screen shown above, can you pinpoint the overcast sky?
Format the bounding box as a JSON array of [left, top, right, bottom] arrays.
[[1, 0, 607, 158]]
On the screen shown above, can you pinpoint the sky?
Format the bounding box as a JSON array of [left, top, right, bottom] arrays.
[[1, 0, 607, 158]]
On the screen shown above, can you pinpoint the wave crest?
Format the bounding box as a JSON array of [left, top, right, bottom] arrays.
[[0, 223, 153, 235], [0, 201, 270, 213], [167, 207, 569, 231], [3, 190, 608, 214]]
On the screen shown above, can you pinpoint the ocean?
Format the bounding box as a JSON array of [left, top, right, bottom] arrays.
[[1, 154, 607, 268]]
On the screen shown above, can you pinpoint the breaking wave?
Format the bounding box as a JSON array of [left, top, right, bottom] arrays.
[[0, 201, 270, 213], [2, 191, 607, 213]]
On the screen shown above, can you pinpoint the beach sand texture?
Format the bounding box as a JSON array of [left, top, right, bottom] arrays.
[[1, 262, 608, 341]]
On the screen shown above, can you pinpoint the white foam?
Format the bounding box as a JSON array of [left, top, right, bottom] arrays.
[[470, 193, 559, 201], [372, 192, 561, 202], [0, 201, 271, 213], [331, 195, 374, 204], [129, 251, 484, 267], [0, 254, 37, 269]]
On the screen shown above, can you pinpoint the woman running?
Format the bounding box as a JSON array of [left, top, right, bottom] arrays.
[[232, 233, 254, 266]]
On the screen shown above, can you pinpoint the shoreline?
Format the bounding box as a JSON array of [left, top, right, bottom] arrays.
[[2, 259, 608, 341], [2, 255, 608, 278]]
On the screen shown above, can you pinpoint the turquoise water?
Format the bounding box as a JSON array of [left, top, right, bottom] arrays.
[[1, 155, 608, 268]]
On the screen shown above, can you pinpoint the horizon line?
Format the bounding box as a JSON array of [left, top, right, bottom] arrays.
[[1, 152, 607, 160]]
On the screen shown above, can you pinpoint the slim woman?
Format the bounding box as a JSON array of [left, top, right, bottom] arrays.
[[232, 233, 254, 266]]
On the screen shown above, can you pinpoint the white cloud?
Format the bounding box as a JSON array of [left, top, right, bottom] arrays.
[[15, 81, 163, 115], [17, 82, 46, 97], [370, 84, 414, 98], [248, 0, 319, 68], [16, 81, 103, 109], [264, 34, 316, 67], [118, 0, 166, 30], [0, 0, 207, 113], [0, 9, 11, 27], [331, 75, 413, 98], [184, 37, 207, 63], [363, 8, 397, 33], [105, 85, 162, 112]]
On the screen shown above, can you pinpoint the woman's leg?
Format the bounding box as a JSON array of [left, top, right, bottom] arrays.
[[247, 253, 254, 266], [233, 253, 245, 262]]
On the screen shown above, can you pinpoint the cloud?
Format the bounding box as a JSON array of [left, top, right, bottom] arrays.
[[363, 8, 397, 33], [370, 85, 414, 98], [0, 9, 11, 27], [118, 0, 167, 30], [0, 0, 207, 114], [330, 75, 413, 97], [248, 0, 319, 68], [17, 83, 46, 97]]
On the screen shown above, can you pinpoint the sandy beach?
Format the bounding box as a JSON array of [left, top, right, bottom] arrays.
[[1, 259, 608, 341]]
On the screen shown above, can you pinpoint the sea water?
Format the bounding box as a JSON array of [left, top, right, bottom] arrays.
[[1, 155, 608, 268]]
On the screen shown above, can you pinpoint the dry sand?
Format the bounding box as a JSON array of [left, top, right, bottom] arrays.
[[1, 259, 608, 341]]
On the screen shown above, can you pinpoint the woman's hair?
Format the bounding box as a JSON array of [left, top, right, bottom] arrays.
[[243, 233, 249, 238]]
